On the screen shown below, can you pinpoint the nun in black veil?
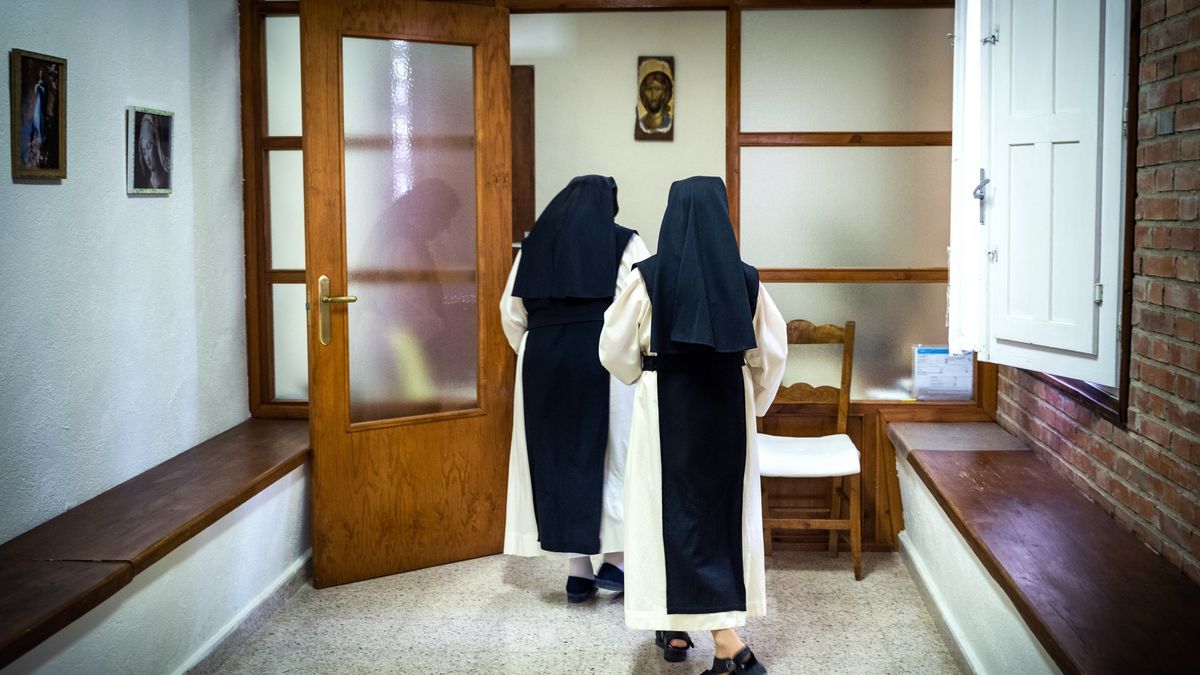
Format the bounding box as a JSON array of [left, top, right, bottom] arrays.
[[500, 175, 651, 602], [599, 176, 786, 674]]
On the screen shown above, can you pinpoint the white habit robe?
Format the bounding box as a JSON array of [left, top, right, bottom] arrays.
[[598, 272, 787, 630], [500, 234, 651, 557]]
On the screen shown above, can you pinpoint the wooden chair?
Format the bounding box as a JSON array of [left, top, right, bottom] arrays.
[[758, 319, 861, 580]]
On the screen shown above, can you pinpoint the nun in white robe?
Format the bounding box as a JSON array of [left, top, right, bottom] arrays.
[[598, 177, 787, 635], [500, 175, 651, 569]]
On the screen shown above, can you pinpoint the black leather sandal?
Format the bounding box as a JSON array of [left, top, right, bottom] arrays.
[[699, 646, 767, 675], [655, 630, 694, 662]]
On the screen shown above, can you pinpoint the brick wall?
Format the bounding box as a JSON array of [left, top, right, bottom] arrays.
[[996, 0, 1200, 584]]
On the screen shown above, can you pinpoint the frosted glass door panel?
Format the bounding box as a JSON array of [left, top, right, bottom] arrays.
[[266, 16, 302, 137], [741, 9, 953, 132], [273, 284, 309, 400], [269, 150, 305, 269], [342, 37, 478, 424], [766, 283, 949, 400], [740, 147, 951, 268]]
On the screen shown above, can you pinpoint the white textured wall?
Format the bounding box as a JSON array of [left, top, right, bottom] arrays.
[[5, 465, 311, 675], [510, 12, 726, 250], [0, 0, 250, 543], [897, 452, 1060, 675]]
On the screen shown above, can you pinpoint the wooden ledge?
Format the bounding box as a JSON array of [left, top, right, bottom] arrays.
[[0, 418, 309, 669], [906, 448, 1200, 675]]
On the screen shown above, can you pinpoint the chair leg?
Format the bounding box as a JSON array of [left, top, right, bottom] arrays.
[[762, 478, 773, 556], [850, 472, 862, 581], [828, 476, 842, 557]]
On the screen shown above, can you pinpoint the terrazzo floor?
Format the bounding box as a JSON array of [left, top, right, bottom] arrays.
[[215, 551, 960, 674]]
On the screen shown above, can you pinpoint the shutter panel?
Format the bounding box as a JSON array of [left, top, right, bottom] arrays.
[[989, 0, 1102, 355]]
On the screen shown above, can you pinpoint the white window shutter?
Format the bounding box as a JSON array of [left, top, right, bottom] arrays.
[[981, 0, 1127, 386], [947, 0, 985, 355]]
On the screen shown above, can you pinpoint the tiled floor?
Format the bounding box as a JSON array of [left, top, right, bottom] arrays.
[[216, 551, 960, 674]]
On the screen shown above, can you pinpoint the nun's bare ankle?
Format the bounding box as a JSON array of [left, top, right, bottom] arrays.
[[711, 629, 746, 659]]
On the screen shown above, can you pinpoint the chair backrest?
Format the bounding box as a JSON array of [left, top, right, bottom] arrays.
[[773, 319, 856, 434]]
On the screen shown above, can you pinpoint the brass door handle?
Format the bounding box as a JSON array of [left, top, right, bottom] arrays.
[[317, 275, 355, 346]]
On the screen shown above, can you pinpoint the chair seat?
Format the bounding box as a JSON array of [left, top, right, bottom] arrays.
[[757, 432, 861, 478]]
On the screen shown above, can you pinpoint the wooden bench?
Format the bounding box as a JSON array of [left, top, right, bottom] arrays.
[[889, 422, 1200, 675], [0, 418, 309, 668]]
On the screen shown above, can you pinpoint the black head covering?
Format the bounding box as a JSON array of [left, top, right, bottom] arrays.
[[513, 175, 624, 300], [640, 176, 758, 353]]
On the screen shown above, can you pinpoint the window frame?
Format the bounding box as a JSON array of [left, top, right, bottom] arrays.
[[240, 0, 308, 418]]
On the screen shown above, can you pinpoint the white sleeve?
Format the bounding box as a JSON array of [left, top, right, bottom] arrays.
[[499, 251, 527, 353], [600, 272, 650, 386], [744, 283, 788, 416], [614, 234, 652, 297]]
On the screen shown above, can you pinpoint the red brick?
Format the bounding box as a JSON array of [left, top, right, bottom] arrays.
[[1140, 196, 1181, 220], [1176, 105, 1200, 131], [1171, 433, 1197, 463], [1169, 341, 1200, 370], [1180, 558, 1200, 587], [1177, 45, 1200, 73], [1144, 0, 1167, 26], [1147, 80, 1183, 109], [1136, 224, 1171, 248], [1141, 61, 1160, 85], [1134, 331, 1172, 361], [1184, 75, 1200, 102], [1149, 16, 1193, 52], [1193, 13, 1200, 40], [1178, 257, 1200, 282], [1175, 371, 1199, 401], [1156, 166, 1176, 191], [1164, 281, 1200, 311], [1165, 0, 1200, 18], [1140, 252, 1178, 276], [1155, 512, 1193, 559], [1159, 451, 1200, 489], [1151, 279, 1166, 304], [1134, 305, 1177, 334], [1177, 315, 1198, 342], [1143, 138, 1181, 166], [1177, 164, 1200, 190], [1182, 136, 1200, 161], [1137, 358, 1177, 389], [1138, 414, 1175, 447], [1183, 197, 1200, 222], [1135, 385, 1170, 417], [1139, 113, 1159, 141], [1171, 227, 1200, 250], [1168, 399, 1200, 435], [1139, 167, 1156, 195]]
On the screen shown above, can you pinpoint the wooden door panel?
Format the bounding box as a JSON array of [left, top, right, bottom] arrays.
[[303, 0, 513, 588]]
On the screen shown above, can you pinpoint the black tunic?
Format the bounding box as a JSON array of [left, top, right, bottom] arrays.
[[636, 176, 761, 614], [515, 175, 634, 554]]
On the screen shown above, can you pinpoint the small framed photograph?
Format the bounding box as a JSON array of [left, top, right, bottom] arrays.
[[9, 49, 67, 179], [635, 56, 674, 142], [127, 106, 173, 194]]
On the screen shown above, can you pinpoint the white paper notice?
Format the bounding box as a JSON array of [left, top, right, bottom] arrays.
[[913, 345, 974, 401]]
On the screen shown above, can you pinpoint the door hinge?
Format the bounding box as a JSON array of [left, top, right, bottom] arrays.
[[1095, 283, 1104, 305], [987, 248, 999, 263], [982, 31, 999, 45]]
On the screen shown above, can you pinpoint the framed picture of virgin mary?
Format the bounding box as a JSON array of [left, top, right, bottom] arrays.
[[127, 106, 174, 194], [9, 49, 67, 179]]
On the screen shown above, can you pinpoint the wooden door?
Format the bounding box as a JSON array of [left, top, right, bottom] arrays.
[[302, 0, 513, 588]]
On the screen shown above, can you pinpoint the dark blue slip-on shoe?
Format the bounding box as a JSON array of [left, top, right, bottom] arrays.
[[595, 562, 624, 592], [566, 575, 597, 603]]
